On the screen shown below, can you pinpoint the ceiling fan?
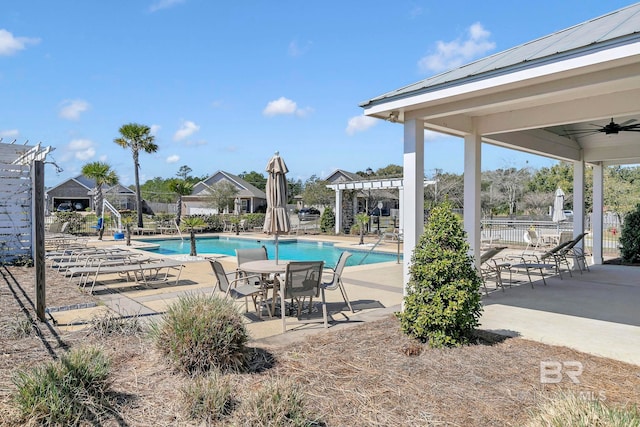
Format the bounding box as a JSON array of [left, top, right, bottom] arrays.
[[562, 118, 640, 137]]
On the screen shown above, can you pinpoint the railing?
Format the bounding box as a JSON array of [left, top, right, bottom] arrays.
[[481, 219, 620, 256]]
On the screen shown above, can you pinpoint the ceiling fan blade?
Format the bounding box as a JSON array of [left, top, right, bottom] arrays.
[[620, 119, 637, 126]]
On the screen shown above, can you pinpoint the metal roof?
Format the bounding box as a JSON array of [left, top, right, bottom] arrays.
[[361, 2, 640, 107]]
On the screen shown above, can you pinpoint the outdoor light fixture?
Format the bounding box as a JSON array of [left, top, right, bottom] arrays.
[[387, 111, 399, 123]]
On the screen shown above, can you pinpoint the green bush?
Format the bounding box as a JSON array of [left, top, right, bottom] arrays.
[[320, 208, 335, 233], [150, 294, 249, 374], [620, 203, 640, 263], [181, 371, 234, 423], [397, 200, 483, 347], [54, 211, 84, 234], [240, 378, 317, 426], [12, 347, 111, 425]]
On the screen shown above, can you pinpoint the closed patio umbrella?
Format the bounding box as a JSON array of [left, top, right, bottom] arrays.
[[263, 151, 291, 263], [552, 188, 567, 223]]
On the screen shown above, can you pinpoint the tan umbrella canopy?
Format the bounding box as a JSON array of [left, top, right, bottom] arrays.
[[263, 151, 291, 262]]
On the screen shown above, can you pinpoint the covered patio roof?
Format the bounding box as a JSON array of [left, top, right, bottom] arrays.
[[361, 3, 640, 288]]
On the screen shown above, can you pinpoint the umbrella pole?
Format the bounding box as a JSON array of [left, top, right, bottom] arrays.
[[275, 234, 279, 264]]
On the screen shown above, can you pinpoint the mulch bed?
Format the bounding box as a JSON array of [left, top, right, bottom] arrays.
[[1, 265, 639, 426]]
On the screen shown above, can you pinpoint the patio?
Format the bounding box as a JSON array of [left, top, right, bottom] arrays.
[[48, 236, 640, 366]]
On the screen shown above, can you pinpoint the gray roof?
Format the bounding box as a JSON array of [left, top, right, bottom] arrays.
[[361, 2, 640, 107], [196, 170, 267, 199]]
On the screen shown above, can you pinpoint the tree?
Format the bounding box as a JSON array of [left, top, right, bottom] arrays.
[[114, 123, 158, 228], [238, 171, 267, 191], [320, 207, 335, 233], [168, 179, 194, 226], [205, 181, 239, 213], [176, 165, 192, 180], [81, 161, 118, 240], [376, 164, 403, 177], [397, 200, 483, 347], [425, 169, 463, 210], [301, 175, 333, 207], [355, 212, 369, 245], [180, 216, 207, 257]]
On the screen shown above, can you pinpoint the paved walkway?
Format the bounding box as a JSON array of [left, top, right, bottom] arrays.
[[49, 233, 640, 366]]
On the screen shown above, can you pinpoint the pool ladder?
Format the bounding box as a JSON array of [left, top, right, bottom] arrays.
[[358, 232, 402, 265]]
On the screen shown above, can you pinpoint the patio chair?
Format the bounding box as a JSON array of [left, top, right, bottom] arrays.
[[281, 261, 326, 333], [236, 246, 269, 279], [321, 251, 354, 312], [90, 217, 103, 234], [523, 229, 544, 253], [238, 219, 247, 232], [478, 246, 509, 294], [209, 259, 269, 318], [507, 239, 574, 287], [223, 220, 234, 232]]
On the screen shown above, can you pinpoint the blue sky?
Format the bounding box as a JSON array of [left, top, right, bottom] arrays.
[[1, 1, 635, 187]]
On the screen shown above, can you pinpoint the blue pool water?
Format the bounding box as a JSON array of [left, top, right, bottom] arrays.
[[140, 237, 400, 267]]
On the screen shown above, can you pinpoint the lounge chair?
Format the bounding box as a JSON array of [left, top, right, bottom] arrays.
[[478, 246, 509, 294], [210, 259, 269, 318], [321, 251, 354, 312], [281, 261, 326, 333], [507, 239, 575, 287]]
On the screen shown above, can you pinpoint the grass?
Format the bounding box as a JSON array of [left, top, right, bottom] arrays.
[[1, 264, 639, 426]]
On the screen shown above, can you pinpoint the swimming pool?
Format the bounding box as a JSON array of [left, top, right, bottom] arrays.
[[139, 237, 400, 267]]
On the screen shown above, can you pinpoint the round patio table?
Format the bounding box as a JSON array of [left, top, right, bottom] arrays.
[[239, 260, 291, 316]]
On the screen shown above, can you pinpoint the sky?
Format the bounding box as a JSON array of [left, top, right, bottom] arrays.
[[1, 1, 636, 187]]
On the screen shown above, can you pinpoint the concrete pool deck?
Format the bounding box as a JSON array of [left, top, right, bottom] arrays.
[[48, 232, 640, 366]]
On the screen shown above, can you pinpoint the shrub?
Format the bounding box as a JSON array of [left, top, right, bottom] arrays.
[[527, 392, 640, 426], [397, 200, 483, 347], [181, 371, 234, 423], [320, 208, 335, 233], [150, 294, 249, 374], [12, 347, 111, 425], [240, 378, 318, 426], [90, 313, 143, 337], [620, 203, 640, 263], [54, 211, 84, 234]]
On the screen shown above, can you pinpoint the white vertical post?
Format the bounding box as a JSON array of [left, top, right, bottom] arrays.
[[334, 188, 342, 234], [573, 160, 585, 268], [464, 133, 482, 266], [592, 163, 604, 265], [403, 119, 424, 297], [398, 187, 404, 232]]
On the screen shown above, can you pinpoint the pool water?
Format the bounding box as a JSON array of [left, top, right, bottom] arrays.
[[140, 237, 400, 267]]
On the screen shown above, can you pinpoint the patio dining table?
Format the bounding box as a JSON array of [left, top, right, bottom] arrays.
[[239, 260, 291, 316]]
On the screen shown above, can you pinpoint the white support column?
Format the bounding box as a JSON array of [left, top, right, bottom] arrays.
[[398, 187, 404, 232], [464, 133, 482, 266], [403, 119, 424, 297], [592, 163, 604, 265], [334, 189, 342, 234], [573, 160, 585, 258]]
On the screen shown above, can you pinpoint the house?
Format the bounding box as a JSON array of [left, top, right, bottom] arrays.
[[360, 3, 640, 286], [46, 175, 136, 213], [183, 170, 267, 215]]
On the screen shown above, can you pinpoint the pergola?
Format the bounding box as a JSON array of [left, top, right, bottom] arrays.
[[326, 178, 436, 234], [360, 4, 640, 287]]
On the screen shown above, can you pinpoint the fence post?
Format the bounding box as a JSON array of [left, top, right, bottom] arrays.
[[33, 161, 46, 321]]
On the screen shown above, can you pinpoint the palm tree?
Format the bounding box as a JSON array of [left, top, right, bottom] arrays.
[[114, 123, 158, 228], [168, 179, 193, 227], [355, 212, 370, 245], [180, 216, 207, 257], [81, 161, 118, 240]]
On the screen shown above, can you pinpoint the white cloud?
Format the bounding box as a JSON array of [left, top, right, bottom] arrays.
[[288, 39, 312, 57], [0, 129, 19, 138], [166, 155, 180, 163], [150, 124, 161, 135], [149, 0, 186, 12], [59, 99, 90, 120], [346, 115, 378, 135], [68, 138, 96, 161], [263, 97, 312, 117], [173, 120, 200, 141], [418, 22, 495, 74], [0, 29, 40, 56]]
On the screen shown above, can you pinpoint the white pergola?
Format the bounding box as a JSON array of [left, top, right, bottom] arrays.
[[361, 4, 640, 288], [326, 178, 435, 234]]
